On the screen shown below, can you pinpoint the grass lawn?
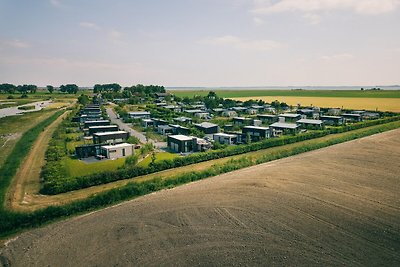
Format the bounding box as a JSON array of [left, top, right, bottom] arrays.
[[0, 110, 56, 168], [169, 89, 400, 99], [137, 152, 179, 167], [62, 157, 126, 177]]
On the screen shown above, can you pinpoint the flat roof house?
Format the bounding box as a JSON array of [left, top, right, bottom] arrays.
[[296, 119, 324, 129], [213, 133, 238, 145], [84, 120, 111, 129], [170, 124, 191, 135], [231, 107, 248, 113], [75, 144, 103, 159], [164, 105, 182, 113], [320, 115, 344, 126], [342, 113, 362, 122], [269, 122, 299, 136], [153, 118, 169, 126], [242, 126, 271, 142], [173, 116, 192, 124], [88, 125, 119, 135], [157, 125, 174, 135], [278, 113, 302, 123], [167, 135, 196, 153], [194, 112, 210, 119], [128, 111, 151, 119], [233, 117, 253, 126], [194, 122, 219, 134], [222, 110, 237, 117], [257, 114, 278, 123], [100, 143, 134, 160], [142, 119, 154, 128], [362, 112, 380, 120], [93, 130, 129, 144]]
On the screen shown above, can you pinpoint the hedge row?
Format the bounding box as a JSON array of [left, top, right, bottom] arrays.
[[40, 116, 400, 195], [1, 120, 399, 237]]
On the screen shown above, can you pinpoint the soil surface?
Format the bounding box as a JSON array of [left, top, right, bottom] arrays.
[[1, 129, 400, 266]]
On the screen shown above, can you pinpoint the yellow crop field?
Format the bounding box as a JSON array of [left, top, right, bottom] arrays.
[[232, 96, 400, 112]]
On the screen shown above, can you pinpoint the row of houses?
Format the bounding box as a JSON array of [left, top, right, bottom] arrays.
[[73, 104, 134, 160]]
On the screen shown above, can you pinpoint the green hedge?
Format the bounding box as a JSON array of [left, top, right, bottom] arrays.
[[41, 116, 400, 194], [1, 120, 399, 237], [0, 110, 64, 206]]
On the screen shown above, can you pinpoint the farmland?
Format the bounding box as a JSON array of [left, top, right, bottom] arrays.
[[1, 129, 399, 266], [169, 89, 400, 98], [234, 96, 400, 112]]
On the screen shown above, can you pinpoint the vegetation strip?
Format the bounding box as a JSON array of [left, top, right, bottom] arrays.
[[170, 89, 400, 99], [0, 121, 399, 237], [0, 111, 63, 204], [41, 116, 400, 194]]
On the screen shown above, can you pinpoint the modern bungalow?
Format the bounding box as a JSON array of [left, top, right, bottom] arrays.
[[296, 118, 324, 129], [242, 126, 271, 141], [269, 122, 299, 136], [173, 116, 193, 124], [194, 122, 219, 134], [100, 143, 134, 159], [93, 131, 129, 144], [157, 125, 174, 135], [233, 117, 253, 126], [128, 111, 151, 119], [84, 120, 111, 129], [167, 135, 196, 153], [222, 110, 238, 117], [278, 113, 302, 123], [320, 115, 344, 126], [170, 124, 191, 135], [342, 113, 362, 122], [213, 133, 238, 145], [257, 114, 278, 124], [88, 125, 119, 135], [142, 119, 155, 128]]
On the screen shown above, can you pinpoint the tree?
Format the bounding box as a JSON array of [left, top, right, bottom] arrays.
[[150, 152, 157, 167], [60, 84, 79, 94], [77, 94, 89, 105], [47, 85, 54, 94]]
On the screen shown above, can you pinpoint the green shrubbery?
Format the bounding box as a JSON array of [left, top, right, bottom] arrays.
[[40, 116, 400, 194], [0, 111, 63, 207]]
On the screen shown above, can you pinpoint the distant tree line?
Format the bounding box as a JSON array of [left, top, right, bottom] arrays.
[[0, 83, 37, 94], [0, 83, 79, 94], [93, 83, 165, 100]]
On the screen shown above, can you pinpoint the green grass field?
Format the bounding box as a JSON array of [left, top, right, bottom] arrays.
[[62, 157, 126, 177], [169, 89, 400, 99], [137, 152, 179, 167]]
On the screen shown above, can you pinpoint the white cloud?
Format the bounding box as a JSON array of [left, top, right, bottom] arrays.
[[252, 0, 400, 15], [320, 53, 354, 61], [202, 35, 284, 51], [303, 13, 321, 24], [79, 22, 100, 30], [253, 17, 266, 26], [0, 39, 30, 49]]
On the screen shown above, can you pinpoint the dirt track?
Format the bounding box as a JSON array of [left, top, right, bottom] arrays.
[[1, 129, 400, 266]]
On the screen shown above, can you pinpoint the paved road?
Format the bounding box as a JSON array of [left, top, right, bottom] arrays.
[[106, 107, 148, 143], [0, 100, 53, 118]]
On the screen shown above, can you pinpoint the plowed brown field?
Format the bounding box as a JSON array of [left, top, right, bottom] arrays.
[[1, 129, 400, 266]]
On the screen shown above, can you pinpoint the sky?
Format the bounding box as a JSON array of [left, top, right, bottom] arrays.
[[0, 0, 399, 87]]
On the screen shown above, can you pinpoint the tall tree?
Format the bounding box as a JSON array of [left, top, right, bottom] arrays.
[[47, 85, 54, 94]]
